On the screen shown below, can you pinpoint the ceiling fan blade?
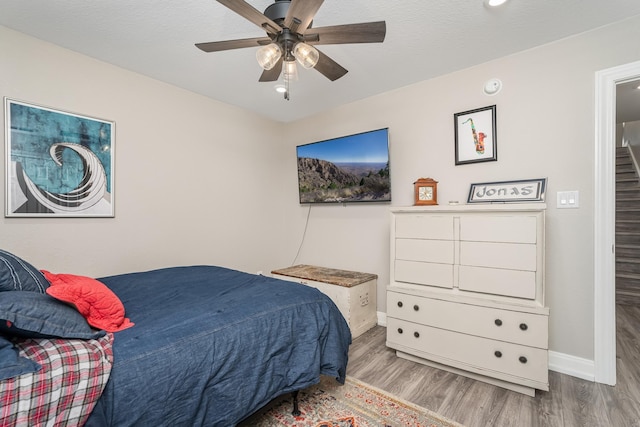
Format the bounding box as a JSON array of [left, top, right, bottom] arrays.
[[217, 0, 282, 35], [305, 21, 386, 45], [195, 37, 272, 53], [259, 58, 283, 82], [313, 49, 348, 81], [284, 0, 324, 34]]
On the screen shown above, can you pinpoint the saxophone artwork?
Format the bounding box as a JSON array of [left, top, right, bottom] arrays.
[[461, 117, 486, 155], [454, 105, 496, 165]]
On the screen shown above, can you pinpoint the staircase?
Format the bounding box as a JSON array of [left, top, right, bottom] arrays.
[[616, 146, 640, 305]]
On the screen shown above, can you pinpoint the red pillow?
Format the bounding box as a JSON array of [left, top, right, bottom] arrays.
[[42, 271, 134, 333]]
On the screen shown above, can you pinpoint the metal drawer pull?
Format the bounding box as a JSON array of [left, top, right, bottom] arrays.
[[494, 351, 502, 358], [519, 356, 528, 364], [494, 319, 503, 326], [413, 331, 420, 338], [397, 301, 403, 308], [413, 305, 419, 311], [519, 323, 528, 331], [397, 328, 403, 334]]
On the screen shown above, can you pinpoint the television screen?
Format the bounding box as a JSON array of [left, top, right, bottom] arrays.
[[296, 128, 390, 204]]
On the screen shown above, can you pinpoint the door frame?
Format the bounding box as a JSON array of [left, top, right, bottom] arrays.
[[594, 60, 640, 385]]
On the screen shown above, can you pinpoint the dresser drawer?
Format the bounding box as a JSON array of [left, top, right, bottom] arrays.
[[458, 265, 536, 299], [396, 238, 454, 264], [387, 318, 548, 384], [395, 215, 454, 240], [387, 291, 548, 348], [460, 215, 538, 244], [394, 260, 454, 288], [460, 241, 537, 271]]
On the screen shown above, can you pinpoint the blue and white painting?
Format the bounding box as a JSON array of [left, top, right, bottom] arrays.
[[5, 98, 114, 217]]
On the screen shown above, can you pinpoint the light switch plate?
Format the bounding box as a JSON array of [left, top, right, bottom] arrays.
[[557, 191, 579, 209]]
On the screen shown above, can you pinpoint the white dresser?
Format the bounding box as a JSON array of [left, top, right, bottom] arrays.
[[272, 264, 378, 339], [386, 204, 548, 396]]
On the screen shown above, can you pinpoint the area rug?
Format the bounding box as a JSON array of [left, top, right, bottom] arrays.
[[241, 376, 464, 427]]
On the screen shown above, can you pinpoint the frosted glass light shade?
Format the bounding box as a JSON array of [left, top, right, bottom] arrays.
[[256, 43, 282, 70], [283, 60, 298, 81], [293, 42, 319, 69]]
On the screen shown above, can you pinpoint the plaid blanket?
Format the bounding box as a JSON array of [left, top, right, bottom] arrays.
[[0, 333, 113, 427]]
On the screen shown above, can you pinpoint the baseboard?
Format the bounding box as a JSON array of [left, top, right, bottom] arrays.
[[376, 311, 597, 382], [377, 311, 387, 327], [548, 350, 595, 382]]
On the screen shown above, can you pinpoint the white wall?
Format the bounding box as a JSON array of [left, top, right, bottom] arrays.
[[0, 26, 289, 277], [282, 15, 640, 364]]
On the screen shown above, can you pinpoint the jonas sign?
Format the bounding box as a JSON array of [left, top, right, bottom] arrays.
[[467, 178, 546, 203]]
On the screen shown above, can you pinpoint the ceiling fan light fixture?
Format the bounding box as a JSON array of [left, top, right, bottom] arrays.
[[256, 43, 282, 70], [293, 42, 319, 69]]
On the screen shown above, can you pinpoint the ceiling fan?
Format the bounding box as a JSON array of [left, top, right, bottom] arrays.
[[196, 0, 386, 99]]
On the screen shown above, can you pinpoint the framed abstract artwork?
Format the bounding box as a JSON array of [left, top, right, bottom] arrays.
[[4, 98, 115, 217], [454, 105, 497, 165]]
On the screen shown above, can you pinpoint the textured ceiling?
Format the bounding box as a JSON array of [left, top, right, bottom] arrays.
[[2, 0, 640, 122]]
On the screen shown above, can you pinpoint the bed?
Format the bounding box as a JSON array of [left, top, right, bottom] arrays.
[[0, 250, 352, 426]]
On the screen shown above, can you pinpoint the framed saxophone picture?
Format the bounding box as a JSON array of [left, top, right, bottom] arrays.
[[4, 98, 115, 217], [454, 105, 497, 165]]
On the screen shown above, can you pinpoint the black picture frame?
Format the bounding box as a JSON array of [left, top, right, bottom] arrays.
[[454, 105, 497, 165]]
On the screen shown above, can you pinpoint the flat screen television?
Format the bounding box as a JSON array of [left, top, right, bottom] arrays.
[[296, 127, 390, 204]]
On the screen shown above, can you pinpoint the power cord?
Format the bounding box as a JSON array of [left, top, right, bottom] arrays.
[[291, 204, 312, 266]]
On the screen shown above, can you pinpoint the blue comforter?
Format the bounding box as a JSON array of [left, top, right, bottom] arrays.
[[85, 265, 351, 426]]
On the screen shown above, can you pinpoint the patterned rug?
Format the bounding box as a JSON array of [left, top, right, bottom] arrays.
[[240, 376, 464, 427]]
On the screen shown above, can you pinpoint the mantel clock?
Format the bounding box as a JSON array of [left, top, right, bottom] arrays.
[[414, 178, 438, 206]]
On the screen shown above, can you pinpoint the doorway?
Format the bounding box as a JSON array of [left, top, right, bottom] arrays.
[[595, 60, 640, 385]]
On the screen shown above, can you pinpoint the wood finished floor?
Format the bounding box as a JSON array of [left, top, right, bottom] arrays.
[[346, 304, 640, 427]]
